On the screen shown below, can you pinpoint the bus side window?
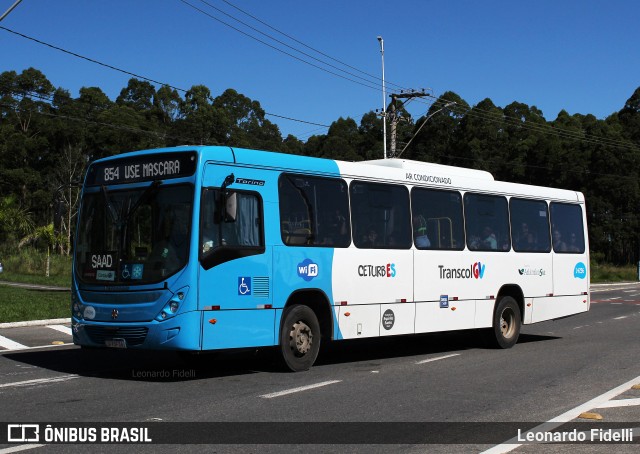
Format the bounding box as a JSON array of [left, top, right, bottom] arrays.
[[510, 198, 551, 253], [411, 188, 464, 250], [278, 174, 351, 247], [350, 181, 411, 249], [550, 203, 585, 254], [464, 193, 510, 252]]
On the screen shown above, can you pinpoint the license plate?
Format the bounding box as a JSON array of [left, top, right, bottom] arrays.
[[105, 338, 127, 348]]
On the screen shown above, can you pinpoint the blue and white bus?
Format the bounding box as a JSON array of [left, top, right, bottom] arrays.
[[72, 145, 590, 371]]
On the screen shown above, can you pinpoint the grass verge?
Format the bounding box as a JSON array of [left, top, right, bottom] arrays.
[[0, 271, 70, 288], [0, 285, 69, 323], [590, 263, 637, 283]]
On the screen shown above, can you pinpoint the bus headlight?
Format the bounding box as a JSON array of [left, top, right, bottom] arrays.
[[155, 287, 189, 321]]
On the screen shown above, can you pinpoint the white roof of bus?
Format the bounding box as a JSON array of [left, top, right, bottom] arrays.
[[336, 158, 583, 203], [363, 158, 495, 180]]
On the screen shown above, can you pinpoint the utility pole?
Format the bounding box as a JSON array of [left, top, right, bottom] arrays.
[[377, 36, 387, 159], [388, 90, 432, 158]]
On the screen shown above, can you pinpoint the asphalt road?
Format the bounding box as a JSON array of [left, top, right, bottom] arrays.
[[0, 283, 638, 453]]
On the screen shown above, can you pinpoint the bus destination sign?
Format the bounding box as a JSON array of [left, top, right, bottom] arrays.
[[86, 152, 197, 186]]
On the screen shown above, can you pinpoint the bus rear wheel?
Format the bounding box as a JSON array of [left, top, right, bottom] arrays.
[[490, 296, 521, 349], [279, 305, 321, 372]]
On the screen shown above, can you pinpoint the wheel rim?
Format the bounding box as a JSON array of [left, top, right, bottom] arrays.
[[289, 320, 313, 356], [500, 307, 516, 339]]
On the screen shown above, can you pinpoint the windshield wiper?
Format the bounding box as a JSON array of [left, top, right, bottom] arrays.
[[125, 180, 162, 222], [101, 185, 121, 227]]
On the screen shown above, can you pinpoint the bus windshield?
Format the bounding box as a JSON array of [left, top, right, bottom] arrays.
[[74, 184, 193, 285]]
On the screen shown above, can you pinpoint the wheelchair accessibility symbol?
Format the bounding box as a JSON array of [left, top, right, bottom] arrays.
[[238, 277, 252, 296]]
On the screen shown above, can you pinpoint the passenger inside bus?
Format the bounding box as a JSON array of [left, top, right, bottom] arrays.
[[412, 215, 431, 248], [482, 226, 498, 250], [568, 232, 581, 252], [360, 227, 380, 248], [553, 229, 568, 251]]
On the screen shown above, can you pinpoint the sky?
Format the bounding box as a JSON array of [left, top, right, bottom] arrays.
[[1, 0, 639, 142]]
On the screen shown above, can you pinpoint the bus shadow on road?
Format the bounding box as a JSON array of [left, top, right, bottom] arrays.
[[314, 330, 561, 367], [2, 331, 561, 380], [2, 347, 263, 381]]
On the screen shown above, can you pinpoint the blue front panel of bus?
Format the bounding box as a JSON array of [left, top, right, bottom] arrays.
[[73, 310, 202, 350], [202, 309, 275, 349], [198, 152, 342, 350], [74, 147, 344, 351]]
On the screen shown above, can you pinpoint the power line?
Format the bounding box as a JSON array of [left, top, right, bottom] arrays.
[[192, 0, 386, 90], [0, 26, 185, 92], [2, 96, 639, 183], [0, 101, 194, 144], [179, 0, 382, 92], [2, 18, 635, 154], [413, 95, 639, 152], [217, 0, 411, 93], [0, 25, 327, 128]]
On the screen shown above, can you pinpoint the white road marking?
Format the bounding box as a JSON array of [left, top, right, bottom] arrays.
[[260, 380, 341, 399], [596, 398, 640, 408], [481, 373, 640, 454], [0, 334, 27, 350], [0, 445, 46, 453], [614, 316, 628, 320], [0, 343, 73, 353], [0, 374, 79, 389], [416, 353, 461, 364], [46, 324, 72, 336]]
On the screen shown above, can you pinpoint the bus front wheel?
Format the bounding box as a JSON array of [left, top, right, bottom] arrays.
[[490, 296, 521, 349], [279, 305, 321, 372]]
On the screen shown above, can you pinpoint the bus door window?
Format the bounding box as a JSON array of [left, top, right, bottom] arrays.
[[199, 187, 264, 269], [200, 189, 263, 252]]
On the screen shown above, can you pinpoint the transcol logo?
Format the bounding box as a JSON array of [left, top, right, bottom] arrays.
[[297, 258, 319, 282], [439, 261, 486, 279]]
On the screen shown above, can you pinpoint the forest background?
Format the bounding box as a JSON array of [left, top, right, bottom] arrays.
[[1, 67, 640, 277]]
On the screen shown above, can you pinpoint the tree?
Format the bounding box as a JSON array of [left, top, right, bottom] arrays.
[[618, 87, 640, 144], [52, 144, 86, 255], [455, 98, 504, 173], [319, 117, 361, 161], [408, 91, 468, 164], [358, 111, 384, 160], [213, 88, 283, 150], [116, 79, 156, 112], [176, 85, 227, 145], [0, 196, 34, 251]]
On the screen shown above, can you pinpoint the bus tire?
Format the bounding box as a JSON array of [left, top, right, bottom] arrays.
[[490, 296, 521, 349], [279, 304, 321, 372]]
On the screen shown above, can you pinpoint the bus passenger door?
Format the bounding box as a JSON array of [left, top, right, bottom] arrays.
[[535, 203, 589, 322], [198, 165, 276, 350]]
